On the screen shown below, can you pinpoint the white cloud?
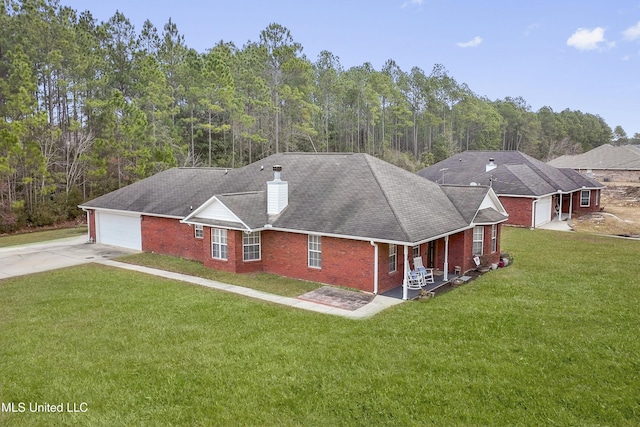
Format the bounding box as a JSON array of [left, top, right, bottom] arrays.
[[401, 0, 423, 8], [623, 21, 640, 41], [524, 22, 541, 36], [456, 36, 483, 48], [567, 27, 606, 50]]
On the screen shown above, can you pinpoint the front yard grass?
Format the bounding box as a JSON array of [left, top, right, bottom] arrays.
[[1, 228, 639, 426], [0, 226, 87, 248], [118, 252, 322, 297]]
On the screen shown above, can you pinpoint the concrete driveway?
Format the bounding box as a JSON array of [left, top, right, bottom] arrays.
[[0, 236, 136, 279], [0, 236, 403, 318]]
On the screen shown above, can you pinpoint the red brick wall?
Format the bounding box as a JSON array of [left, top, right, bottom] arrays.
[[134, 220, 504, 293], [377, 244, 406, 294], [204, 227, 238, 273], [591, 170, 639, 183], [571, 189, 601, 215], [480, 225, 501, 266], [445, 230, 471, 273], [499, 197, 533, 227], [261, 231, 376, 292], [141, 216, 205, 262], [231, 230, 264, 274]]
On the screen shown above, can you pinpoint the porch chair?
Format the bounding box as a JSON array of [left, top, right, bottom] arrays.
[[406, 270, 424, 290], [413, 257, 435, 284]]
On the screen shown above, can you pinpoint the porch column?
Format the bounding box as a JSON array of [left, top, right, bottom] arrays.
[[558, 191, 563, 220], [402, 245, 409, 300], [569, 193, 573, 219], [443, 235, 449, 281]]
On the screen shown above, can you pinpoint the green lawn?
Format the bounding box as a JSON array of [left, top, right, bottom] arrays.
[[0, 226, 87, 248], [118, 252, 323, 297], [1, 228, 639, 426]]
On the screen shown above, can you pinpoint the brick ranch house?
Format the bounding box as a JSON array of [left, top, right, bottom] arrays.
[[79, 153, 508, 298], [418, 151, 604, 228], [548, 144, 640, 183]]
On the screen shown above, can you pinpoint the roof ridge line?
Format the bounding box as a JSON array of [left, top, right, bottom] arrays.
[[363, 155, 412, 243], [218, 190, 264, 197]]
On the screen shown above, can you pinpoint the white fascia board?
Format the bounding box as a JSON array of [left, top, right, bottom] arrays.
[[263, 225, 474, 247], [79, 207, 143, 217], [472, 217, 509, 226], [78, 206, 184, 220], [181, 194, 220, 221], [498, 193, 558, 199], [180, 196, 251, 231], [485, 188, 509, 215], [183, 219, 249, 232], [497, 194, 538, 199], [573, 186, 605, 191]]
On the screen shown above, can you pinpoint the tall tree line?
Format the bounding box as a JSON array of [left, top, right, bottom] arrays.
[[1, 0, 632, 232]]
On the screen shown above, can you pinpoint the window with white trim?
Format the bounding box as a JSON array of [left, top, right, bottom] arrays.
[[211, 228, 228, 260], [412, 245, 420, 259], [473, 226, 484, 255], [580, 190, 590, 207], [243, 231, 261, 261], [308, 235, 321, 268], [194, 224, 204, 239], [491, 224, 497, 253], [388, 244, 397, 273]]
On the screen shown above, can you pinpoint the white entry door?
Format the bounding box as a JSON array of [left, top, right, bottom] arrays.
[[96, 211, 142, 250]]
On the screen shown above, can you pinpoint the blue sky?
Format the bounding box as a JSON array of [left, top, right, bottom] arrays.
[[62, 0, 640, 137]]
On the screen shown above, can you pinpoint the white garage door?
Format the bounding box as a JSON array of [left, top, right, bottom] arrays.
[[534, 196, 552, 227], [96, 211, 142, 250]]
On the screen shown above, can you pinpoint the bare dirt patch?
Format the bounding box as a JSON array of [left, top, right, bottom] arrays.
[[571, 183, 640, 237]]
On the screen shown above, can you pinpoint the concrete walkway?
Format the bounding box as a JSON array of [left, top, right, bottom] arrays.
[[0, 236, 403, 319], [96, 258, 404, 319]]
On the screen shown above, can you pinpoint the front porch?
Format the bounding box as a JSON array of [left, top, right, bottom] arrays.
[[381, 270, 473, 300], [538, 213, 573, 232]]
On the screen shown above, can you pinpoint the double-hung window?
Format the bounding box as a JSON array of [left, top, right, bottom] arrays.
[[194, 224, 204, 239], [473, 226, 484, 255], [388, 244, 397, 273], [491, 224, 497, 253], [308, 235, 322, 268], [243, 231, 261, 261], [211, 228, 228, 260], [580, 190, 590, 207]]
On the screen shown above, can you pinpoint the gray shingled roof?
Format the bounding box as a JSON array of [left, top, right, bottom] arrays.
[[417, 151, 603, 197], [548, 144, 640, 170], [474, 208, 509, 224], [79, 168, 230, 217], [81, 153, 506, 244], [440, 185, 490, 223], [222, 153, 473, 243]]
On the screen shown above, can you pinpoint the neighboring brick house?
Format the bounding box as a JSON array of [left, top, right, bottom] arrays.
[[418, 151, 604, 228], [548, 144, 640, 183], [80, 153, 508, 298]]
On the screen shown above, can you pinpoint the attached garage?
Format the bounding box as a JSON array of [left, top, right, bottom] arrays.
[[95, 210, 142, 250], [534, 196, 552, 227]]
